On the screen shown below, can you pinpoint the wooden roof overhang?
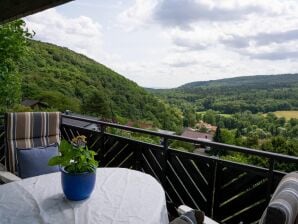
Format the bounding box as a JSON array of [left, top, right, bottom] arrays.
[[0, 0, 73, 24]]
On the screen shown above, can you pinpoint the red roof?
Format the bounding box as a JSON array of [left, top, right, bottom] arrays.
[[181, 128, 213, 140]]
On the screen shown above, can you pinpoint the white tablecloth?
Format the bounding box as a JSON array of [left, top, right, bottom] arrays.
[[0, 168, 169, 224]]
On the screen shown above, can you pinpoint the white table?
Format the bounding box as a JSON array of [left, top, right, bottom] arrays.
[[0, 168, 169, 224]]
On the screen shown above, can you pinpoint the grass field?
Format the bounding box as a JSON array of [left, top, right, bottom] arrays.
[[196, 111, 232, 118], [273, 111, 298, 120]]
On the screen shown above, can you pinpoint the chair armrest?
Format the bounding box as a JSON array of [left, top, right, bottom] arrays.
[[177, 205, 194, 215], [177, 205, 219, 224], [0, 171, 21, 183], [0, 163, 6, 171]]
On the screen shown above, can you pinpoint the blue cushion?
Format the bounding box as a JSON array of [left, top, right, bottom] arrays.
[[17, 144, 59, 178]]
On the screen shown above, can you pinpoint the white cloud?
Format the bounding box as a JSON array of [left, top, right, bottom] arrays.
[[23, 1, 298, 88], [25, 8, 104, 61], [117, 0, 158, 31], [153, 0, 267, 29]]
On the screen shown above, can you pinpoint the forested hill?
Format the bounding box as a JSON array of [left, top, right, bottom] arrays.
[[180, 74, 298, 89], [19, 40, 182, 131], [149, 74, 298, 114]]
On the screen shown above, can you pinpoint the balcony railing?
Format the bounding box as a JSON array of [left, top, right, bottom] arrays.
[[1, 114, 298, 223]]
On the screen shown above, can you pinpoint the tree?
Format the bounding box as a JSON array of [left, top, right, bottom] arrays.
[[210, 126, 227, 156], [220, 129, 235, 145], [213, 126, 222, 143], [277, 117, 286, 126], [203, 110, 216, 125], [211, 128, 234, 155], [183, 107, 196, 127], [82, 90, 110, 118], [39, 90, 81, 112], [289, 118, 298, 127], [0, 20, 33, 110], [246, 133, 258, 147], [289, 125, 298, 138], [202, 97, 214, 109], [235, 129, 242, 138], [0, 72, 21, 109]]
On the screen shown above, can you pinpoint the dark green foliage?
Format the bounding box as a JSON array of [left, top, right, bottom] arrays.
[[0, 20, 32, 64], [170, 140, 195, 153], [203, 110, 217, 125], [0, 20, 33, 110], [183, 107, 196, 127], [259, 136, 298, 171], [38, 90, 81, 112], [213, 127, 222, 142], [81, 89, 110, 117], [48, 137, 98, 173], [211, 127, 233, 156], [19, 40, 182, 131], [149, 74, 298, 114], [208, 111, 298, 171], [149, 75, 298, 170]]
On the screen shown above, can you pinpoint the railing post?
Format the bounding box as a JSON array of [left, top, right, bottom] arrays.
[[99, 124, 106, 167], [161, 137, 169, 189], [134, 142, 142, 171], [0, 124, 6, 170], [161, 137, 175, 213], [266, 158, 275, 203], [3, 114, 8, 171], [210, 158, 219, 219]]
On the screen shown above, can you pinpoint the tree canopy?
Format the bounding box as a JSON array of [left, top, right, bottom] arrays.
[[150, 74, 298, 114], [0, 20, 33, 110], [18, 40, 182, 131]]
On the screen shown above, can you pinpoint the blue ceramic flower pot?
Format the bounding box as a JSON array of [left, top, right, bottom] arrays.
[[61, 168, 96, 201]]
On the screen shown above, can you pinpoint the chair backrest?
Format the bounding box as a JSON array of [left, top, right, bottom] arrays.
[[5, 112, 61, 173], [259, 172, 298, 224]]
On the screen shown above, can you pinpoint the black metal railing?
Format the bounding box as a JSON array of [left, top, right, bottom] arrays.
[[1, 114, 297, 223], [60, 114, 298, 224]]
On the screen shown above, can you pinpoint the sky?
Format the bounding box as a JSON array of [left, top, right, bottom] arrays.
[[25, 0, 298, 88]]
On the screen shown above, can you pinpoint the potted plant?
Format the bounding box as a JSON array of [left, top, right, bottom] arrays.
[[48, 135, 98, 201]]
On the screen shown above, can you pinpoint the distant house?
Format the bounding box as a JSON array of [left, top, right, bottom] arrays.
[[21, 99, 48, 109], [126, 120, 154, 129], [62, 113, 101, 132], [195, 120, 217, 133], [181, 128, 213, 141], [181, 128, 214, 154], [156, 129, 176, 135]]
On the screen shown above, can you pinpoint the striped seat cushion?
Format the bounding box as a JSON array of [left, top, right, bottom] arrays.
[[6, 112, 61, 173], [260, 172, 298, 224]]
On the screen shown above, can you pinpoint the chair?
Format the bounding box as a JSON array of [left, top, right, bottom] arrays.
[[0, 112, 61, 183], [259, 171, 298, 224]]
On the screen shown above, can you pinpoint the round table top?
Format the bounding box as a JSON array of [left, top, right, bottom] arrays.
[[0, 168, 169, 224]]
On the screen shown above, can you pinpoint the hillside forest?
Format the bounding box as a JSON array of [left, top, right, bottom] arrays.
[[0, 20, 182, 132]]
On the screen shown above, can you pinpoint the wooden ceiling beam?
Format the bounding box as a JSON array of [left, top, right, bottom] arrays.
[[0, 0, 73, 24]]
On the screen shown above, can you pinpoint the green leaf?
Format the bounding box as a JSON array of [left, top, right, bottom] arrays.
[[48, 137, 99, 173], [48, 156, 62, 166]]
